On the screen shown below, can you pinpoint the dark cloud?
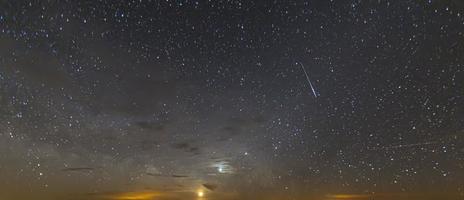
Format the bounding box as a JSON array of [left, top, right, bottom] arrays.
[[171, 175, 189, 178], [61, 167, 95, 172], [202, 183, 218, 191], [171, 142, 201, 155], [145, 173, 189, 178]]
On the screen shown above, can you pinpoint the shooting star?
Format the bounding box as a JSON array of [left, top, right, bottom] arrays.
[[299, 62, 318, 98]]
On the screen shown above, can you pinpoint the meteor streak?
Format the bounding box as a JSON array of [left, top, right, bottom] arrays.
[[299, 62, 318, 98]]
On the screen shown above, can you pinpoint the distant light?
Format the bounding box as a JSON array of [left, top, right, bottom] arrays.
[[112, 191, 158, 200], [197, 191, 204, 197], [212, 161, 233, 174]]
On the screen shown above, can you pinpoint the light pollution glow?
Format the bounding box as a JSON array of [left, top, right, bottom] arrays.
[[325, 194, 372, 199], [101, 191, 159, 200]]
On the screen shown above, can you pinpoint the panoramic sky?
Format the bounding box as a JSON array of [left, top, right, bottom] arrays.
[[0, 1, 463, 200]]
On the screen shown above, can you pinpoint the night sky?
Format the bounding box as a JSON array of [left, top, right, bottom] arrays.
[[1, 1, 464, 200]]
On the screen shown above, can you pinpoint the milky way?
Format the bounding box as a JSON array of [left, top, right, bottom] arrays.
[[0, 1, 463, 200]]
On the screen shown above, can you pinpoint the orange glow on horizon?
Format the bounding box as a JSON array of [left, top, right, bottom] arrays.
[[325, 194, 372, 199], [110, 191, 159, 200]]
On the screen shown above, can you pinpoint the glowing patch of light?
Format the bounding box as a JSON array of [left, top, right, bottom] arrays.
[[112, 191, 158, 200], [218, 166, 224, 173], [325, 194, 372, 199], [212, 161, 233, 174]]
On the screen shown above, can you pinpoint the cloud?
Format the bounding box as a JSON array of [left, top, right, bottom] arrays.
[[171, 142, 201, 155], [61, 167, 95, 172], [202, 183, 218, 191], [145, 173, 189, 178]]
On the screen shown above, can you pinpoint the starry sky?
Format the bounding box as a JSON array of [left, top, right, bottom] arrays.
[[1, 1, 464, 200]]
